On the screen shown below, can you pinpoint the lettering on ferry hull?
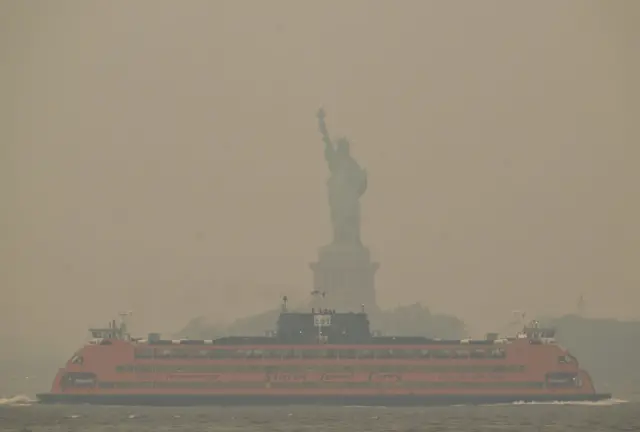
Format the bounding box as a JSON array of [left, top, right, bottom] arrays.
[[269, 373, 307, 383], [370, 373, 401, 382], [322, 373, 355, 382], [436, 373, 506, 381]]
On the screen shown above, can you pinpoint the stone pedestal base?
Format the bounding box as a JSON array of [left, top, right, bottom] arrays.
[[309, 242, 379, 313]]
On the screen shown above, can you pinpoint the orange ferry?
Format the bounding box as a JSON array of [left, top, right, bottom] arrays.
[[37, 298, 610, 406]]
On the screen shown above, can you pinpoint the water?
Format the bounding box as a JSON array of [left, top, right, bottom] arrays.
[[0, 398, 635, 431]]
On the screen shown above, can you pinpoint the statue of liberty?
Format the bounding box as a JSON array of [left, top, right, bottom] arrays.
[[316, 108, 368, 246]]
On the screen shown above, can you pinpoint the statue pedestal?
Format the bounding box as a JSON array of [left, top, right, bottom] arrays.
[[309, 242, 379, 313]]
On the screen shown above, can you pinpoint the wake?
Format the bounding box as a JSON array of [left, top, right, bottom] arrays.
[[508, 398, 629, 407], [0, 395, 36, 406]]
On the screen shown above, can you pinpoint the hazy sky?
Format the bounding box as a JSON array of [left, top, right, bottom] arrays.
[[2, 1, 639, 354]]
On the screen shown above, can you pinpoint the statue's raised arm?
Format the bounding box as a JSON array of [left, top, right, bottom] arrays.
[[317, 108, 336, 172], [317, 108, 329, 141]]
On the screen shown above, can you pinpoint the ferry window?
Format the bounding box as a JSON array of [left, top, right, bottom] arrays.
[[470, 349, 487, 359], [489, 348, 506, 359], [338, 349, 356, 359], [452, 350, 469, 359], [357, 349, 374, 359], [262, 349, 282, 359], [135, 348, 154, 359], [189, 349, 211, 359], [392, 349, 415, 359], [322, 349, 337, 358], [172, 349, 189, 359], [155, 348, 173, 359], [248, 349, 264, 359], [302, 349, 326, 359], [432, 350, 451, 359], [216, 349, 252, 359], [234, 349, 254, 359], [209, 349, 224, 359], [282, 349, 296, 359], [374, 349, 393, 359], [224, 350, 239, 358], [558, 355, 572, 364]]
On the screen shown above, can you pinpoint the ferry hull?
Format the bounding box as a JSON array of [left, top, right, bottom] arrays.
[[49, 312, 607, 408], [36, 392, 612, 406]]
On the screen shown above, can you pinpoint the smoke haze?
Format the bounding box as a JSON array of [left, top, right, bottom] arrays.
[[2, 0, 638, 377]]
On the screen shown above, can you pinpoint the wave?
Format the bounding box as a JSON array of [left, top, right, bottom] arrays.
[[0, 395, 36, 406], [509, 398, 629, 407], [343, 405, 388, 409]]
